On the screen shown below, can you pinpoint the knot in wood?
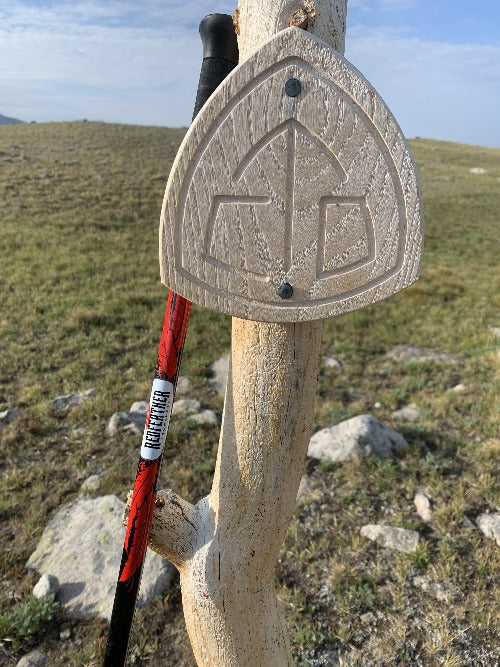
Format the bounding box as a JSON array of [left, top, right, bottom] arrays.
[[289, 8, 309, 29]]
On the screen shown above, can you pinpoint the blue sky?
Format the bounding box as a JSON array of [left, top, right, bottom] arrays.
[[0, 1, 499, 147]]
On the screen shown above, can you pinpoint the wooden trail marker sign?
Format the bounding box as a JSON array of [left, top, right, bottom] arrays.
[[160, 28, 423, 322], [151, 2, 423, 665]]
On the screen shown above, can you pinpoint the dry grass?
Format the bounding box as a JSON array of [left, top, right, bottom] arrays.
[[0, 123, 499, 665]]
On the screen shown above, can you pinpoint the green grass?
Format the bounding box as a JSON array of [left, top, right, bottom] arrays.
[[0, 122, 499, 666]]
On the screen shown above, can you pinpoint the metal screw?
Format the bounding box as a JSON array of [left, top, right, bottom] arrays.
[[277, 283, 294, 300], [285, 78, 301, 97]]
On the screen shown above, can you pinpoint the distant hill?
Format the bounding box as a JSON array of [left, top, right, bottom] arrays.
[[0, 113, 23, 126]]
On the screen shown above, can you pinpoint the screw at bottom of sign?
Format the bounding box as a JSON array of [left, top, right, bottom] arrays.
[[277, 283, 294, 299]]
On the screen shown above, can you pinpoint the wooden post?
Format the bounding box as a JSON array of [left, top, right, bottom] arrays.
[[151, 0, 423, 664], [153, 3, 346, 664]]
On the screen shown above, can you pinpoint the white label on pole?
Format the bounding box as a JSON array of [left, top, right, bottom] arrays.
[[140, 378, 174, 461]]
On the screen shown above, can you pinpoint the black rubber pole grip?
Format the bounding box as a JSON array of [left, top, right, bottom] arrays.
[[102, 15, 238, 667], [192, 14, 239, 120]]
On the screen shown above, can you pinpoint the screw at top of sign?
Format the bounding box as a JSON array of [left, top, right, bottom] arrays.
[[285, 78, 302, 97]]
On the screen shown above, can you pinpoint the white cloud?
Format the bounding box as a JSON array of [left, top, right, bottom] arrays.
[[346, 27, 500, 146], [0, 1, 499, 146]]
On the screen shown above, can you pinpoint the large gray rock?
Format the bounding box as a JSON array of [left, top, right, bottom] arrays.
[[360, 524, 419, 553], [26, 495, 175, 620], [51, 389, 96, 416], [308, 415, 408, 463], [208, 354, 230, 397]]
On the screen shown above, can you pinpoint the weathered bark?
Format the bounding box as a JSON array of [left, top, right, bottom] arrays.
[[151, 3, 347, 665]]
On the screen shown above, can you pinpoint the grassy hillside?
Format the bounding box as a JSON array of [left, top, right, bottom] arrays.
[[0, 122, 498, 666]]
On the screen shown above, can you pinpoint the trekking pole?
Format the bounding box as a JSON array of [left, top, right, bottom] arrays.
[[103, 14, 238, 666]]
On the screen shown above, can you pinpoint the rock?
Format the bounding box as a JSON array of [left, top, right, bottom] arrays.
[[26, 495, 175, 620], [208, 354, 230, 397], [451, 383, 467, 394], [469, 167, 488, 174], [0, 407, 21, 427], [322, 356, 341, 369], [105, 410, 145, 437], [189, 409, 218, 426], [16, 650, 48, 667], [476, 512, 500, 546], [373, 402, 382, 409], [360, 524, 419, 553], [413, 576, 453, 602], [51, 389, 96, 416], [360, 611, 377, 625], [80, 474, 103, 494], [172, 398, 200, 416], [33, 574, 59, 599], [392, 404, 421, 422], [176, 376, 191, 395], [129, 401, 148, 414], [414, 487, 432, 522], [387, 345, 461, 364], [308, 415, 408, 463], [59, 628, 71, 640], [297, 475, 312, 501]]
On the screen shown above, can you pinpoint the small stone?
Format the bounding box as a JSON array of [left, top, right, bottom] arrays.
[[16, 650, 48, 667], [0, 407, 21, 427], [189, 409, 218, 426], [308, 415, 408, 463], [469, 167, 488, 174], [172, 399, 201, 416], [387, 345, 461, 364], [60, 627, 72, 640], [360, 524, 419, 553], [33, 574, 59, 599], [105, 410, 145, 437], [176, 376, 191, 395], [51, 389, 96, 416], [80, 474, 103, 494], [476, 512, 500, 546], [413, 576, 453, 602], [452, 383, 467, 394], [322, 356, 341, 369], [129, 400, 148, 414], [373, 402, 382, 409], [208, 354, 230, 397], [392, 404, 421, 422], [414, 487, 432, 522]]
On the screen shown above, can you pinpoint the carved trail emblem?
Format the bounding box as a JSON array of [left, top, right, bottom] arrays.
[[160, 28, 423, 322]]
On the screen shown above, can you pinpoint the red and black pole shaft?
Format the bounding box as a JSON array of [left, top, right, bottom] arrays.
[[103, 15, 238, 667]]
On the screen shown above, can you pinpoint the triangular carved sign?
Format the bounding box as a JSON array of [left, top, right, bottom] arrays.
[[160, 28, 423, 322]]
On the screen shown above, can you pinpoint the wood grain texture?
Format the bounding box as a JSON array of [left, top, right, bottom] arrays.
[[151, 319, 322, 666], [159, 25, 423, 323]]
